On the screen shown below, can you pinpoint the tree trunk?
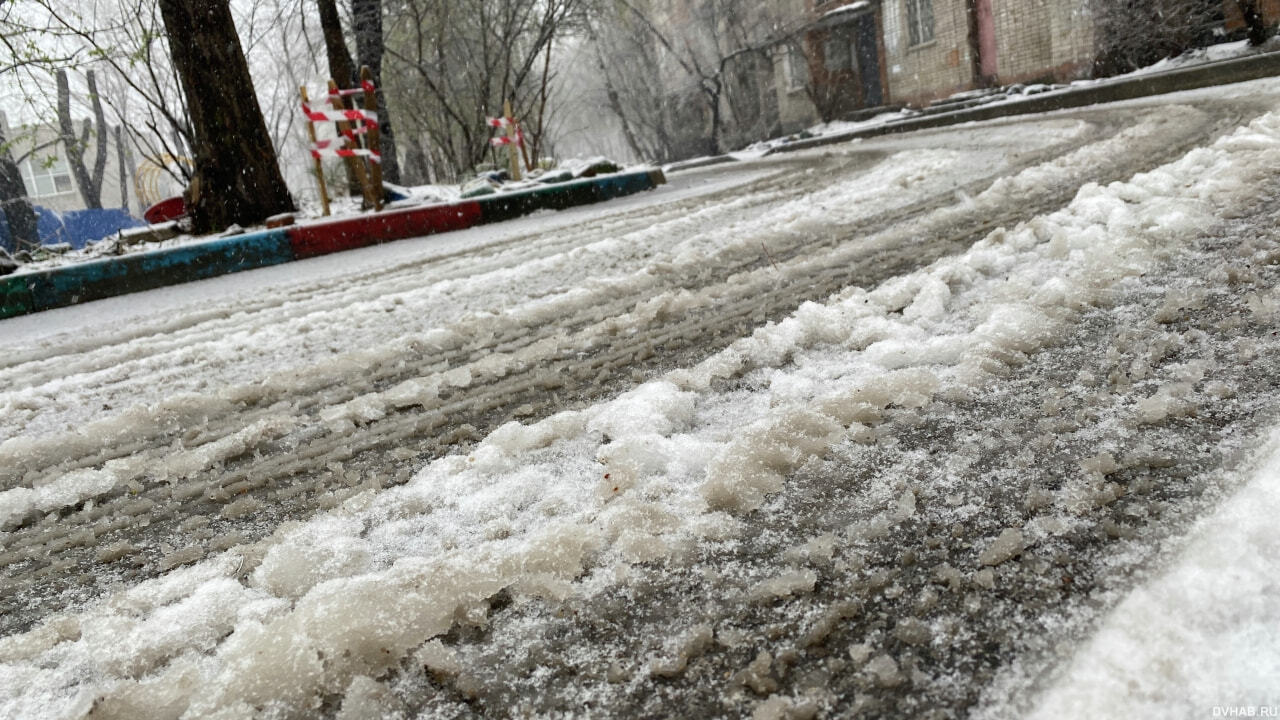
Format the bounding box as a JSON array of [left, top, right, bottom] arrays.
[[115, 125, 130, 212], [88, 71, 109, 204], [353, 0, 400, 184], [56, 69, 104, 209], [0, 123, 38, 253], [317, 0, 357, 89], [1238, 0, 1271, 45], [316, 0, 364, 196], [158, 0, 294, 233]]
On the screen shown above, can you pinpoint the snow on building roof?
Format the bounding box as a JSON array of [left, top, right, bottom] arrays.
[[822, 1, 871, 19]]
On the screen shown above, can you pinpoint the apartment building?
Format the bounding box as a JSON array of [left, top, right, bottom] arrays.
[[776, 0, 1099, 131]]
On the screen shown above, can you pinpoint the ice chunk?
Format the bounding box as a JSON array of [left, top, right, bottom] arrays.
[[978, 528, 1024, 566], [251, 524, 374, 600], [336, 676, 406, 720], [866, 653, 903, 687], [750, 570, 818, 602], [752, 695, 820, 720], [650, 624, 714, 678]]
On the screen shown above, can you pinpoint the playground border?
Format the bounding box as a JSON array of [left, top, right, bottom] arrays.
[[0, 169, 666, 320]]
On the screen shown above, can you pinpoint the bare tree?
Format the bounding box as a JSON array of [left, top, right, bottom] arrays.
[[115, 124, 130, 211], [587, 0, 797, 159], [585, 7, 683, 161], [0, 123, 39, 253], [157, 0, 294, 232], [314, 0, 366, 196], [385, 0, 582, 181], [353, 0, 400, 183], [1236, 0, 1273, 45], [1092, 0, 1223, 76], [12, 0, 196, 188], [55, 69, 110, 209]]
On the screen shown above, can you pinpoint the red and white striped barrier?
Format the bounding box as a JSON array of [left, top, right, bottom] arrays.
[[299, 72, 385, 215], [487, 119, 526, 147], [310, 146, 381, 162], [328, 80, 378, 99], [302, 97, 381, 164], [309, 137, 381, 162], [301, 104, 378, 124]]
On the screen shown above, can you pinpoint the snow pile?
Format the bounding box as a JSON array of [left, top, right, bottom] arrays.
[[3, 108, 1280, 717], [1017, 426, 1280, 719]]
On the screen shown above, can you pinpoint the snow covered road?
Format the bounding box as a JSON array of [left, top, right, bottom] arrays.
[[3, 81, 1280, 718]]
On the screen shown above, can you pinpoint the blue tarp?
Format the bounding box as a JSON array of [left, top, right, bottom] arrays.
[[0, 205, 145, 251]]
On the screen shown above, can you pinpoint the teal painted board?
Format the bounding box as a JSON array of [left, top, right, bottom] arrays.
[[531, 180, 597, 210], [0, 274, 34, 320], [593, 173, 653, 201], [477, 171, 655, 224], [25, 230, 294, 311]]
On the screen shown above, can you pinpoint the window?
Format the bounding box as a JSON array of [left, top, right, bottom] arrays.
[[906, 0, 935, 46], [20, 156, 74, 198], [785, 44, 810, 92]]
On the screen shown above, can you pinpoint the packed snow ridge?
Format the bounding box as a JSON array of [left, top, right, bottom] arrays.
[[3, 106, 1280, 718]]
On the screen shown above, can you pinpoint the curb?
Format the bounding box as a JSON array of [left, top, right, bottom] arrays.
[[770, 50, 1280, 154], [665, 155, 739, 173], [0, 169, 664, 320]]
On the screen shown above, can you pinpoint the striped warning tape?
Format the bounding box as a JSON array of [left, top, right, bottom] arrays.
[[310, 146, 381, 162], [488, 119, 529, 146], [301, 104, 378, 124], [328, 80, 378, 98]]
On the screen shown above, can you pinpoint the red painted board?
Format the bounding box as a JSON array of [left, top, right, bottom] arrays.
[[144, 196, 186, 224], [288, 201, 483, 259]]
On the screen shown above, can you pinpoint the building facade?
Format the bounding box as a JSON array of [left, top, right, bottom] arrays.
[[776, 0, 1101, 131], [1, 111, 137, 216]]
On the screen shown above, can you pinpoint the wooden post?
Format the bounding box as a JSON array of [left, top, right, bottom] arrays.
[[517, 121, 533, 174], [360, 66, 383, 211], [503, 99, 521, 181], [328, 78, 374, 209], [300, 86, 331, 217]]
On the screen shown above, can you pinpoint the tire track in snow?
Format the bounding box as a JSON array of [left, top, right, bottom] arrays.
[[0, 100, 1262, 635]]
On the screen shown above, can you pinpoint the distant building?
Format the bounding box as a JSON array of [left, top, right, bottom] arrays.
[[773, 0, 1259, 134], [1, 110, 139, 216]]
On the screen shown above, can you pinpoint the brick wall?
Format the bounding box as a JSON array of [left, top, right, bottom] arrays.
[[882, 0, 975, 106], [1224, 0, 1280, 29], [881, 0, 1096, 106], [989, 0, 1052, 81], [1049, 2, 1095, 76], [991, 0, 1094, 84]]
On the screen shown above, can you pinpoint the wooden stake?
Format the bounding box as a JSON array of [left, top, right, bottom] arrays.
[[329, 78, 374, 210], [360, 66, 383, 212], [503, 99, 521, 181], [517, 121, 533, 174], [301, 86, 331, 216]]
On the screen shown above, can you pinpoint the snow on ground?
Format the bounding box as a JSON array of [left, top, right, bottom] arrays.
[[2, 83, 1280, 717], [0, 162, 778, 349], [1018, 427, 1280, 718], [0, 118, 1085, 447], [1116, 38, 1270, 78]]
